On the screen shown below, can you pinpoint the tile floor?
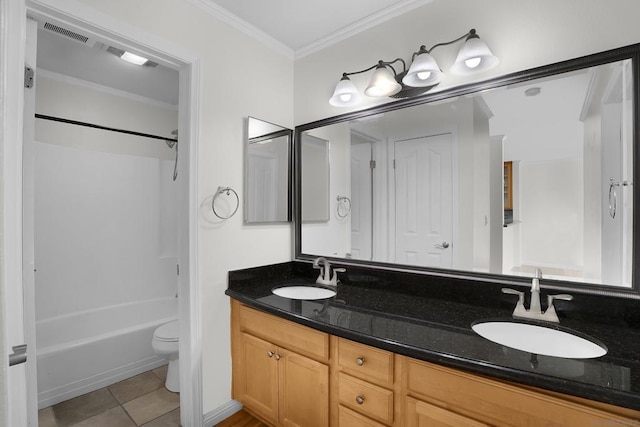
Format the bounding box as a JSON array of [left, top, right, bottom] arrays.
[[38, 365, 180, 427]]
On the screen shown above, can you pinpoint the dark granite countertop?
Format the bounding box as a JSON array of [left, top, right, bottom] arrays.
[[226, 261, 640, 412]]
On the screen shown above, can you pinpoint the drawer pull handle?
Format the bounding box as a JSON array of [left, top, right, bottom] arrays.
[[267, 351, 274, 358], [355, 395, 365, 405], [356, 357, 365, 366], [275, 354, 281, 360]]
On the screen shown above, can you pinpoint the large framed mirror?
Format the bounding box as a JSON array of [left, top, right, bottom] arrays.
[[245, 117, 292, 223], [295, 44, 639, 295]]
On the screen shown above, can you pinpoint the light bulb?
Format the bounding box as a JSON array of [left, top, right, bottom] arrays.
[[340, 93, 352, 102], [465, 57, 481, 69], [417, 71, 431, 80]]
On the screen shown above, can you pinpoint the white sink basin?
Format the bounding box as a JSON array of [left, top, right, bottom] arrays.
[[472, 320, 607, 359], [272, 285, 336, 300]]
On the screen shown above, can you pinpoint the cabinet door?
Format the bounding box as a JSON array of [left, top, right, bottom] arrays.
[[239, 333, 279, 423], [405, 397, 488, 427], [279, 348, 329, 427]]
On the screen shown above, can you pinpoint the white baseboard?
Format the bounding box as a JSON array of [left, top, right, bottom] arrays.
[[38, 356, 167, 409], [203, 399, 243, 427]]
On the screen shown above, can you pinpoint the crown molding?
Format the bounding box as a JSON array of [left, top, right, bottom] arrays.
[[187, 0, 433, 61], [186, 0, 294, 59], [294, 0, 433, 59]]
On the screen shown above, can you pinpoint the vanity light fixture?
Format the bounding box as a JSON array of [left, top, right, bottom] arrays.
[[329, 28, 499, 107]]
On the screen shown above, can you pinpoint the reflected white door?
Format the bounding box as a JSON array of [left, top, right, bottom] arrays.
[[394, 134, 453, 267], [350, 142, 372, 260], [247, 152, 279, 222]]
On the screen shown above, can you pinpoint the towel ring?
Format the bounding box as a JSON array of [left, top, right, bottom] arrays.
[[609, 178, 617, 219], [608, 178, 633, 219], [212, 186, 239, 220], [336, 195, 352, 218]]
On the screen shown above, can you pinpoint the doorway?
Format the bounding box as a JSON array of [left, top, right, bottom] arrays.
[[11, 5, 202, 426]]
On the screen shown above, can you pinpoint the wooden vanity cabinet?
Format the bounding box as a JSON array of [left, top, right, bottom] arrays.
[[232, 301, 330, 427], [401, 357, 639, 427], [231, 300, 640, 427]]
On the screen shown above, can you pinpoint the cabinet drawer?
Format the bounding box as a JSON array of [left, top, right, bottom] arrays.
[[405, 396, 488, 427], [405, 357, 638, 426], [337, 338, 394, 386], [338, 373, 393, 425], [239, 304, 329, 361], [339, 405, 387, 427]]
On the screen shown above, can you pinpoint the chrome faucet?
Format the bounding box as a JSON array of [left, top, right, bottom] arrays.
[[312, 257, 345, 287], [502, 269, 573, 323], [529, 268, 542, 315]]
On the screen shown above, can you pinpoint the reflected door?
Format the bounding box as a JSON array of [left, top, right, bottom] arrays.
[[248, 152, 279, 222], [351, 142, 373, 260], [394, 134, 453, 267]]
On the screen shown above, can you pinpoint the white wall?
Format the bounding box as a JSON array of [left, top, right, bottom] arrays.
[[35, 72, 178, 159], [302, 122, 351, 256], [294, 0, 640, 125], [34, 142, 178, 319], [519, 158, 584, 271]]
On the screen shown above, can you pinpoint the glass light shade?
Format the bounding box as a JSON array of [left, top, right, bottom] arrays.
[[329, 76, 360, 107], [450, 37, 499, 75], [402, 52, 443, 87], [364, 66, 401, 97]]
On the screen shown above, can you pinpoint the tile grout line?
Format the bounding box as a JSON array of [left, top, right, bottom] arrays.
[[42, 366, 176, 427], [106, 385, 141, 427]]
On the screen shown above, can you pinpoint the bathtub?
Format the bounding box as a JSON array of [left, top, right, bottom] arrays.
[[36, 297, 178, 409]]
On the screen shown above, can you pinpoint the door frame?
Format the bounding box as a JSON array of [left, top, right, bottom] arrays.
[[2, 1, 203, 425]]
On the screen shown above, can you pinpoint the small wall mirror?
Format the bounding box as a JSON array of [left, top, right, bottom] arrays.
[[245, 117, 292, 223]]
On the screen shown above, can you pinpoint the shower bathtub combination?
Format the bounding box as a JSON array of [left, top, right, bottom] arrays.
[[36, 297, 177, 408]]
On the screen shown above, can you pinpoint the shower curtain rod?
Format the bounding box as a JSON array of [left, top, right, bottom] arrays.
[[35, 114, 178, 143]]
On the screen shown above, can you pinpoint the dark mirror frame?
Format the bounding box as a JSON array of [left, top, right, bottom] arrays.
[[294, 43, 640, 298]]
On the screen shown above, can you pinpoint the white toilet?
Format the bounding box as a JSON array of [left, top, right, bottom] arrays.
[[152, 320, 179, 392]]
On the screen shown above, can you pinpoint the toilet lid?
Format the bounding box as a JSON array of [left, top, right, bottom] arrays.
[[154, 320, 179, 342]]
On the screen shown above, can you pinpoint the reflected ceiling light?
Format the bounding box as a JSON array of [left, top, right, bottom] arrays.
[[329, 28, 498, 107], [525, 87, 541, 97]]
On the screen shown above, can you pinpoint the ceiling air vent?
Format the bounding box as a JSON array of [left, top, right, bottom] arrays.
[[40, 21, 96, 47]]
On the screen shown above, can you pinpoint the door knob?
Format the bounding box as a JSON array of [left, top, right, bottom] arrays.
[[434, 241, 450, 249]]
